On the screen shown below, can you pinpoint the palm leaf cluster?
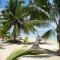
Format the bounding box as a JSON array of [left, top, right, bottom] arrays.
[[0, 0, 54, 41], [28, 0, 54, 21], [1, 0, 36, 40]]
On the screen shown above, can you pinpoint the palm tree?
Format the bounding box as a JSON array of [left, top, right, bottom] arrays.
[[55, 0, 60, 52], [50, 0, 60, 52], [42, 0, 60, 53], [1, 0, 36, 42], [28, 0, 53, 21], [27, 0, 56, 49], [1, 0, 53, 42]]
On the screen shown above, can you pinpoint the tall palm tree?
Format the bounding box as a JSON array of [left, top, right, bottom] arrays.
[[42, 0, 60, 53], [1, 0, 36, 41], [1, 0, 53, 42], [55, 0, 60, 52]]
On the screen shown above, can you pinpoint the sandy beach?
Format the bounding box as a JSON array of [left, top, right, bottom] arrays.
[[0, 41, 60, 60]]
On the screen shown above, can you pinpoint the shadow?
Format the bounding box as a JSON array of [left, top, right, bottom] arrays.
[[39, 42, 53, 45], [23, 49, 60, 59], [44, 49, 60, 56], [3, 41, 53, 45], [5, 40, 22, 45], [24, 54, 52, 58], [56, 50, 60, 56], [21, 42, 53, 45], [0, 47, 5, 49], [44, 49, 57, 54]]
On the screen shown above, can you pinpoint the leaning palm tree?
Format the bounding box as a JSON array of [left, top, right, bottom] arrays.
[[26, 0, 56, 49]]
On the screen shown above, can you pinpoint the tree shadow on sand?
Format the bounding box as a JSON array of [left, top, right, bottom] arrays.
[[22, 49, 60, 59], [44, 49, 60, 56]]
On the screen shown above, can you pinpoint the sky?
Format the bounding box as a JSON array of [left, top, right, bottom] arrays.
[[0, 0, 57, 42], [0, 0, 53, 8], [0, 0, 29, 9], [0, 0, 7, 8]]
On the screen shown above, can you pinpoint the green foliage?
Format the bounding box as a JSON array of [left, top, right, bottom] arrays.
[[23, 37, 28, 43], [1, 0, 36, 40], [6, 49, 47, 60], [1, 0, 55, 42], [54, 0, 60, 14], [28, 0, 55, 21], [6, 49, 26, 60], [42, 29, 55, 39]]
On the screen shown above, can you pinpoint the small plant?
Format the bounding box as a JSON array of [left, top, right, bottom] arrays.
[[23, 37, 28, 43]]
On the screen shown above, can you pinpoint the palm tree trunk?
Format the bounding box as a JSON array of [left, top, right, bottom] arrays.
[[31, 39, 40, 49], [57, 19, 60, 55], [31, 36, 40, 49], [13, 19, 16, 41], [13, 34, 16, 41], [2, 36, 4, 41], [57, 34, 60, 51]]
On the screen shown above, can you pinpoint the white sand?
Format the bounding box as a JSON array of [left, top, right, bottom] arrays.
[[0, 42, 59, 60], [18, 55, 60, 60], [0, 44, 31, 60]]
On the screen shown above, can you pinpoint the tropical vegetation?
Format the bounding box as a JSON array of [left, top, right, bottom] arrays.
[[0, 0, 60, 59], [1, 0, 53, 42], [42, 0, 60, 53]]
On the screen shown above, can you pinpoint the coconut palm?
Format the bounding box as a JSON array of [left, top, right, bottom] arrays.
[[50, 0, 60, 52], [27, 0, 56, 49], [55, 0, 60, 52], [1, 0, 36, 42], [28, 0, 54, 21], [42, 0, 60, 53], [1, 0, 54, 42]]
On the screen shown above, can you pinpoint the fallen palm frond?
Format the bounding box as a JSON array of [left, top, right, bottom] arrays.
[[6, 48, 47, 60]]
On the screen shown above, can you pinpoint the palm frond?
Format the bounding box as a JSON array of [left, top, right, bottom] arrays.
[[42, 29, 55, 39], [2, 20, 12, 33], [29, 5, 55, 21]]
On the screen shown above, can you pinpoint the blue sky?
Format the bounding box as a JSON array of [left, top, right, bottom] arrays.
[[0, 0, 53, 7], [0, 0, 29, 8], [0, 0, 7, 8]]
